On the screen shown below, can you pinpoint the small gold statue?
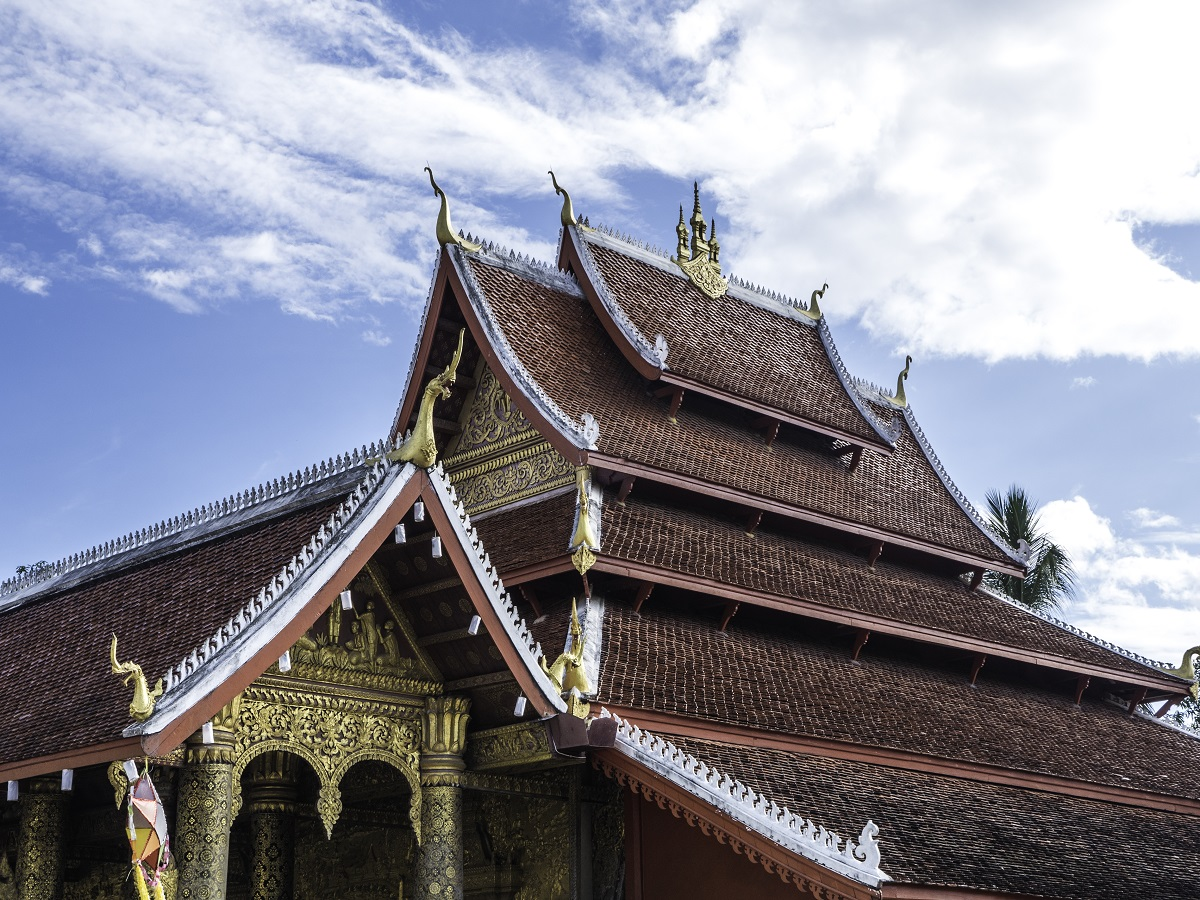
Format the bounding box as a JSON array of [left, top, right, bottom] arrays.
[[540, 599, 590, 698], [387, 328, 465, 469], [110, 634, 164, 722]]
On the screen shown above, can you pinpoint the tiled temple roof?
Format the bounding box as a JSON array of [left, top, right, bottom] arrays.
[[572, 227, 891, 446], [667, 736, 1198, 900], [596, 603, 1200, 801], [460, 253, 1018, 570]]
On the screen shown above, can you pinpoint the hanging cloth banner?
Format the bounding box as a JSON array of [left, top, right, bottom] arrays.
[[125, 765, 170, 900]]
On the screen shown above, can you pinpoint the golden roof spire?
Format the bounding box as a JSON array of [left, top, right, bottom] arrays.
[[425, 167, 481, 252], [672, 182, 726, 299], [549, 170, 578, 227]]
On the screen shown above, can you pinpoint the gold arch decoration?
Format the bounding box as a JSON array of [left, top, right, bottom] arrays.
[[224, 680, 425, 841]]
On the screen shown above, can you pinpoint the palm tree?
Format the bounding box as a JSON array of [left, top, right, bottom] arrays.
[[984, 485, 1075, 613]]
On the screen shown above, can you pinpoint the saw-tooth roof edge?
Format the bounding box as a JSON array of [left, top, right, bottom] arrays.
[[0, 439, 395, 610]]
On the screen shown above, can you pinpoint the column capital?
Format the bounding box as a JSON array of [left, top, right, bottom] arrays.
[[421, 695, 470, 757]]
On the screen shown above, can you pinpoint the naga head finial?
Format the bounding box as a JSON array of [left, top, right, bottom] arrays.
[[425, 166, 482, 252], [803, 282, 828, 320], [893, 355, 913, 408], [1166, 645, 1200, 698], [110, 633, 164, 723], [549, 170, 577, 227]]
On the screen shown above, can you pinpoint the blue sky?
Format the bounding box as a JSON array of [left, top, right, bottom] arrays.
[[2, 0, 1199, 663]]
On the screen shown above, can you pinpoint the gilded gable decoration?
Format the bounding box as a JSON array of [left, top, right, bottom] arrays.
[[569, 466, 601, 577], [890, 355, 913, 408], [548, 170, 578, 227], [671, 182, 727, 299], [110, 634, 163, 722], [386, 328, 465, 469], [425, 166, 482, 252], [1164, 645, 1200, 698]]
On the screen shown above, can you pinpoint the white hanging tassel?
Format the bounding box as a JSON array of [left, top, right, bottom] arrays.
[[201, 722, 214, 744], [6, 781, 16, 802], [431, 535, 442, 558], [414, 501, 425, 522], [122, 759, 139, 782], [513, 696, 527, 717], [60, 769, 74, 791], [340, 590, 353, 611], [394, 523, 406, 544], [468, 614, 481, 636], [278, 650, 292, 673]]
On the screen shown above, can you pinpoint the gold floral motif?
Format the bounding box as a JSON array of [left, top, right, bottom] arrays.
[[452, 368, 532, 454], [14, 777, 66, 900], [451, 447, 574, 516], [466, 721, 553, 772], [479, 792, 570, 900]]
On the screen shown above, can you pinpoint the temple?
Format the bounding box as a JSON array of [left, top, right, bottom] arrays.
[[1, 174, 1198, 900]]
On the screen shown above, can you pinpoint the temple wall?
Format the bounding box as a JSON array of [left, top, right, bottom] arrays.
[[625, 796, 797, 900]]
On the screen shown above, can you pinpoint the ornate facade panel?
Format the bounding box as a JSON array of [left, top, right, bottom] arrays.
[[466, 722, 554, 772], [477, 792, 569, 900], [453, 368, 536, 455], [15, 777, 66, 900], [177, 746, 234, 900]]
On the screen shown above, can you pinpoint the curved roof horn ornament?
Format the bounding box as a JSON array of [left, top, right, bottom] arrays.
[[425, 166, 482, 252], [549, 170, 578, 227], [800, 282, 828, 321], [891, 355, 913, 408]]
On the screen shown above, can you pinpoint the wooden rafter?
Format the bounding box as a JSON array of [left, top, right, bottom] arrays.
[[617, 476, 636, 505], [852, 629, 870, 661], [519, 584, 543, 620], [969, 654, 987, 686], [743, 509, 763, 537], [633, 582, 654, 615], [718, 601, 740, 633]]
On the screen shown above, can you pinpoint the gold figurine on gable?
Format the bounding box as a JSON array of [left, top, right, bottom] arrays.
[[386, 328, 465, 469], [109, 634, 163, 722], [539, 598, 590, 699]]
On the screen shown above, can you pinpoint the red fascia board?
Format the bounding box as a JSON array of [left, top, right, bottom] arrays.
[[587, 453, 1026, 579], [0, 737, 143, 783]]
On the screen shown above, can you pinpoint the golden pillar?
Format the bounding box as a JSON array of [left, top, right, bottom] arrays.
[[246, 752, 298, 900], [176, 725, 235, 900], [15, 776, 66, 900], [414, 696, 470, 900]]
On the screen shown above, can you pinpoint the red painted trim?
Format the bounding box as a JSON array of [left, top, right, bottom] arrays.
[[882, 887, 1034, 900], [587, 453, 1027, 578], [142, 471, 430, 756], [443, 252, 588, 467], [392, 258, 451, 444], [0, 738, 143, 782], [600, 705, 1200, 816], [625, 784, 643, 900]]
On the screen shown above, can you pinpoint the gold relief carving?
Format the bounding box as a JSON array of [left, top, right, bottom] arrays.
[[450, 442, 574, 516], [248, 807, 294, 900], [293, 820, 414, 896], [479, 792, 569, 900], [229, 686, 423, 841], [671, 184, 727, 300], [15, 777, 66, 900], [539, 599, 590, 703], [453, 367, 534, 455], [422, 696, 471, 758], [289, 594, 423, 682]]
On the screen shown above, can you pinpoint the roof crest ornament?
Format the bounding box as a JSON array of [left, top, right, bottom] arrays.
[[799, 283, 828, 322], [568, 466, 601, 581], [381, 328, 464, 469], [1163, 646, 1200, 698], [549, 170, 577, 227], [0, 441, 393, 602], [888, 355, 913, 408], [110, 634, 163, 722], [539, 598, 591, 717], [425, 166, 482, 252], [671, 182, 728, 299], [598, 708, 888, 885]]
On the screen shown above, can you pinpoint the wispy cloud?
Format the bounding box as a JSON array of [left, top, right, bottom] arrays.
[[361, 329, 392, 347], [1040, 496, 1200, 663], [0, 254, 50, 295], [2, 1, 1200, 361], [1070, 376, 1097, 389]]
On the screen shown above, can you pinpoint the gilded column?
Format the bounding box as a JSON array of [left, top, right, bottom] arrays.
[[15, 776, 67, 900], [414, 696, 470, 900], [176, 722, 235, 900], [246, 752, 298, 900]]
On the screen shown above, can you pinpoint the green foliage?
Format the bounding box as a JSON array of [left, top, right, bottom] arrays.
[[1164, 695, 1200, 734], [14, 560, 50, 577], [984, 485, 1075, 613]]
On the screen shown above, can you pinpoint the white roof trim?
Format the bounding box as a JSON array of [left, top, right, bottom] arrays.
[[599, 708, 888, 886], [132, 459, 417, 738]]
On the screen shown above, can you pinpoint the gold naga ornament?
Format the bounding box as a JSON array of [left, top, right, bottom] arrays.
[[540, 598, 590, 695], [110, 634, 164, 722], [384, 327, 465, 469], [549, 170, 578, 227], [672, 182, 727, 300], [890, 355, 913, 408], [569, 466, 600, 577], [425, 166, 482, 252], [1164, 645, 1200, 699]]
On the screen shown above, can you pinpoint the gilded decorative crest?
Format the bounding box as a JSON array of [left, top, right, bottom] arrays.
[[671, 183, 727, 299], [110, 634, 163, 722]]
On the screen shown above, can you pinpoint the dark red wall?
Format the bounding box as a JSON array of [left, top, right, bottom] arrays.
[[625, 792, 803, 900]]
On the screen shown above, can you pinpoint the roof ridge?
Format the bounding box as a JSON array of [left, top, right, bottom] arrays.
[[588, 221, 671, 260], [816, 319, 901, 446], [972, 581, 1177, 672], [0, 439, 392, 600], [159, 454, 395, 696], [598, 708, 888, 886], [463, 233, 582, 295]]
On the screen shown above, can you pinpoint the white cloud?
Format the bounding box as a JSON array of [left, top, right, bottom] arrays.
[[1130, 507, 1182, 529], [1070, 376, 1097, 389], [1041, 496, 1200, 663], [1, 1, 1200, 359], [79, 233, 104, 256], [361, 329, 392, 347], [0, 256, 50, 295]]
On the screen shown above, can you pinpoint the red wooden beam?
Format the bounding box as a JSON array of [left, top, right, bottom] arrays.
[[668, 387, 685, 420], [616, 476, 636, 505], [633, 582, 654, 615], [1155, 698, 1181, 719], [1074, 675, 1090, 706], [969, 654, 987, 686], [834, 443, 859, 457], [868, 540, 884, 568], [852, 629, 870, 661], [1127, 686, 1149, 715], [718, 601, 741, 633], [519, 585, 543, 620], [968, 569, 983, 591]]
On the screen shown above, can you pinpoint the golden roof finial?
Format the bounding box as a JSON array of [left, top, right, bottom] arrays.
[[110, 634, 163, 722], [1165, 645, 1200, 698], [893, 355, 913, 408], [672, 182, 726, 299], [549, 170, 577, 227], [799, 282, 828, 321], [425, 167, 482, 252], [386, 328, 465, 468], [570, 466, 600, 577]]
